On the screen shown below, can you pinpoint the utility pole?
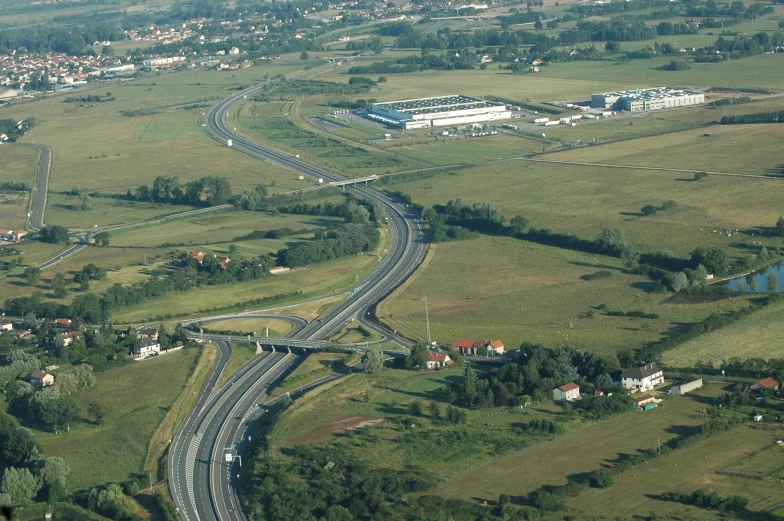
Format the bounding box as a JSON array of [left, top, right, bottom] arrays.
[[423, 296, 431, 347]]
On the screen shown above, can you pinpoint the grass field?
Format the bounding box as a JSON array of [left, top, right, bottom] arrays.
[[380, 156, 784, 257], [36, 348, 201, 491], [0, 144, 37, 229], [381, 234, 754, 354], [203, 318, 295, 337], [267, 351, 358, 399], [44, 193, 196, 230], [218, 342, 259, 390], [327, 322, 382, 344], [663, 300, 784, 367]]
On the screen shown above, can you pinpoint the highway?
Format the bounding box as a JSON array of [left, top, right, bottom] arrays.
[[169, 63, 428, 521]]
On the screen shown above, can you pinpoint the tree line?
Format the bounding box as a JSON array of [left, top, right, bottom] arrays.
[[129, 175, 232, 207], [720, 109, 784, 125], [276, 223, 379, 268]]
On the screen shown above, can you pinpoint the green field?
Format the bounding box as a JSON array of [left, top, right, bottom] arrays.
[[36, 348, 201, 491], [664, 300, 784, 367], [328, 322, 382, 344], [218, 342, 259, 389], [267, 351, 358, 399], [203, 318, 295, 337], [379, 156, 784, 257], [381, 235, 754, 354], [0, 144, 37, 229]]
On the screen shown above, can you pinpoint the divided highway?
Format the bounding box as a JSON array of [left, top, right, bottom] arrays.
[[169, 64, 429, 521]]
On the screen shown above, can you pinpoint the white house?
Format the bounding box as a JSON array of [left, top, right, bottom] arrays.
[[487, 340, 505, 356], [134, 338, 161, 357], [621, 363, 664, 392], [0, 321, 13, 332], [426, 353, 453, 369], [553, 382, 580, 402]]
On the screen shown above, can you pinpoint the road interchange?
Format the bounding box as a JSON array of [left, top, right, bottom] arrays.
[[168, 64, 428, 521]]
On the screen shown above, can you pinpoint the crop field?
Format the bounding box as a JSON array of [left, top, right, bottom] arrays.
[[664, 300, 784, 367], [381, 235, 754, 354], [36, 348, 201, 491], [381, 158, 784, 257]]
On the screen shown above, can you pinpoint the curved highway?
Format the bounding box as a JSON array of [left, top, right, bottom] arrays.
[[170, 63, 428, 521]]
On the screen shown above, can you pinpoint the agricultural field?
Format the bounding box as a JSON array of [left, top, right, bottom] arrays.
[[379, 157, 784, 257], [380, 235, 754, 354], [36, 348, 201, 491], [664, 300, 784, 367]]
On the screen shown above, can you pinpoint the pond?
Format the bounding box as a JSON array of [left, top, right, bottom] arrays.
[[724, 260, 784, 292]]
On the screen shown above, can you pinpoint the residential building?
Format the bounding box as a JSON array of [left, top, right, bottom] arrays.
[[30, 371, 54, 388], [452, 338, 479, 355], [553, 382, 580, 402], [621, 363, 664, 392], [61, 331, 85, 347], [0, 321, 12, 332], [426, 353, 453, 369], [487, 340, 505, 355], [0, 229, 27, 242], [54, 318, 72, 330], [451, 338, 504, 356], [134, 338, 162, 357], [751, 377, 779, 392]]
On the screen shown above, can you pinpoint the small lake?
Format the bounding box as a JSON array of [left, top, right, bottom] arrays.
[[724, 260, 784, 292]]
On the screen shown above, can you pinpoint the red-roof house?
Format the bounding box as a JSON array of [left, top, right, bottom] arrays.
[[452, 338, 480, 355], [751, 377, 779, 392], [426, 353, 453, 369], [488, 340, 505, 355], [553, 382, 580, 402], [54, 318, 72, 330]]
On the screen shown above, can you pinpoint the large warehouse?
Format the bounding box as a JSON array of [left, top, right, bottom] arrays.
[[368, 95, 512, 129], [591, 87, 704, 112]]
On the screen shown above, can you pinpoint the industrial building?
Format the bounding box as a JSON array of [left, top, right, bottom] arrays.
[[591, 87, 704, 112], [368, 95, 511, 129]]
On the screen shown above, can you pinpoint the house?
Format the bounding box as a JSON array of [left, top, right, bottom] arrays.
[[134, 338, 162, 358], [131, 326, 159, 340], [54, 318, 72, 330], [426, 353, 453, 369], [553, 382, 580, 402], [0, 229, 27, 242], [61, 331, 84, 347], [30, 371, 54, 388], [753, 413, 763, 422], [635, 394, 661, 410], [621, 363, 664, 392], [216, 256, 230, 269], [269, 266, 290, 275], [452, 338, 479, 355], [487, 340, 505, 356], [0, 321, 13, 332], [184, 250, 205, 264], [751, 377, 779, 392]]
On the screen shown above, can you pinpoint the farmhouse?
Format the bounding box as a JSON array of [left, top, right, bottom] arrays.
[[553, 382, 580, 402], [20, 371, 54, 388], [621, 363, 664, 392], [134, 338, 162, 358], [451, 338, 504, 355], [426, 353, 453, 369], [0, 321, 12, 332], [751, 377, 779, 392], [53, 318, 72, 330], [368, 95, 512, 130]]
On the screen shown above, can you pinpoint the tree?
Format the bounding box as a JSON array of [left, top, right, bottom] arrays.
[[595, 373, 613, 391], [640, 204, 657, 216], [55, 373, 77, 395], [691, 248, 729, 276], [766, 271, 778, 292], [97, 484, 137, 519], [24, 267, 41, 287], [509, 215, 528, 234], [36, 457, 70, 502], [87, 402, 105, 425], [93, 231, 110, 247], [300, 51, 309, 60], [40, 225, 70, 244], [1, 467, 40, 505], [325, 505, 354, 521], [776, 217, 784, 237], [428, 400, 441, 420], [75, 193, 93, 211], [408, 399, 423, 416], [759, 246, 769, 260], [463, 366, 477, 404], [404, 344, 428, 370], [52, 272, 67, 298], [694, 171, 709, 181], [3, 429, 37, 466], [605, 41, 621, 53], [672, 272, 689, 292], [750, 276, 759, 292], [362, 349, 383, 374], [101, 45, 114, 56], [534, 19, 543, 29]]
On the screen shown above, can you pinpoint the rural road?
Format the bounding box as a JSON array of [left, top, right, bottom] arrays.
[[7, 142, 52, 231]]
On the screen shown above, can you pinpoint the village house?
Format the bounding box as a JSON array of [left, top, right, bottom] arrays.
[[61, 331, 85, 347], [134, 337, 162, 358], [131, 326, 159, 340], [0, 229, 27, 242], [451, 339, 504, 356], [621, 363, 664, 392], [54, 318, 72, 330], [0, 321, 13, 332], [553, 382, 580, 402], [426, 353, 453, 369], [19, 371, 54, 388], [751, 377, 779, 392]]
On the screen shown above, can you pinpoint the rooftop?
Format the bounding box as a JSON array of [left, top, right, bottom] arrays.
[[596, 87, 700, 100], [622, 363, 662, 380], [372, 95, 504, 116]]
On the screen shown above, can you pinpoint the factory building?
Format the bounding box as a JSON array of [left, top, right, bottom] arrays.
[[591, 87, 704, 112], [368, 95, 511, 129]]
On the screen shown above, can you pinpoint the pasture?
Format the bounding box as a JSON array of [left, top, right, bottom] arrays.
[[381, 235, 754, 354], [36, 348, 201, 491], [663, 299, 784, 367], [0, 144, 37, 229]]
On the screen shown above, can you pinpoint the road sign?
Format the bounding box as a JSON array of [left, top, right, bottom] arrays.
[[224, 453, 233, 463]]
